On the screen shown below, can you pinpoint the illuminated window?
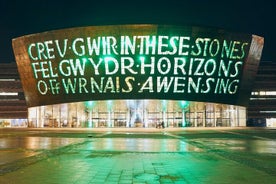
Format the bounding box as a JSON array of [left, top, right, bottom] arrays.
[[0, 92, 18, 96], [250, 97, 276, 100], [0, 79, 15, 81], [260, 111, 276, 113], [266, 91, 276, 95], [251, 91, 259, 95], [251, 91, 276, 96]]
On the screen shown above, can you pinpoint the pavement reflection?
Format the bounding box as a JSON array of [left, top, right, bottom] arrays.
[[0, 137, 85, 165], [196, 139, 276, 154], [1, 127, 276, 184], [83, 138, 202, 152]]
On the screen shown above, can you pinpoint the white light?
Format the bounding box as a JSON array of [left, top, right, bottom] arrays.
[[250, 98, 276, 100], [266, 91, 276, 95], [0, 92, 18, 96], [0, 79, 15, 81], [260, 111, 276, 113], [252, 91, 276, 96]]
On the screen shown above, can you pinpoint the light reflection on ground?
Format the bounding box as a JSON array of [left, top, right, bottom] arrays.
[[0, 137, 85, 150], [84, 138, 202, 152], [196, 139, 276, 154], [0, 137, 85, 165]]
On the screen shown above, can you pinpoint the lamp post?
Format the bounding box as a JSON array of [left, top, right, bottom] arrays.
[[179, 101, 189, 127], [85, 101, 95, 128], [107, 100, 113, 127], [162, 100, 167, 127]]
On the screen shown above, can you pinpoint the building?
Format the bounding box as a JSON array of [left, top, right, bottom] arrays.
[[0, 62, 28, 127], [248, 61, 276, 127], [1, 24, 267, 128]]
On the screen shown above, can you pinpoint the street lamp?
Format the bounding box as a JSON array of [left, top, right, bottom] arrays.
[[179, 101, 189, 127], [85, 101, 95, 128]]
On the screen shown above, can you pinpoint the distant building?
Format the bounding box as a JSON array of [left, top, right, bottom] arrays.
[[0, 62, 28, 127], [248, 61, 276, 127]]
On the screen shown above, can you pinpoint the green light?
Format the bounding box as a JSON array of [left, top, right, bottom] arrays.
[[162, 100, 167, 111], [107, 100, 113, 111], [81, 57, 88, 63], [138, 55, 145, 62], [179, 101, 189, 127], [85, 101, 95, 110], [85, 100, 95, 128], [179, 100, 189, 109]]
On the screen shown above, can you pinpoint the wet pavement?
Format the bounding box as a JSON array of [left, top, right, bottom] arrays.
[[0, 127, 276, 183]]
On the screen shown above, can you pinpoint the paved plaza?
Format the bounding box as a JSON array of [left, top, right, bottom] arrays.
[[1, 127, 276, 184]]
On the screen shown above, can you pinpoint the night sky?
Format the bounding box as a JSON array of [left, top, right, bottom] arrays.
[[0, 0, 274, 62]]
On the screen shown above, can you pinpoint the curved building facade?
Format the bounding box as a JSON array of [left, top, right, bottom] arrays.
[[12, 25, 263, 128]]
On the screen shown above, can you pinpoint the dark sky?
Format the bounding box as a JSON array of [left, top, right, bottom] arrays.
[[0, 0, 274, 62]]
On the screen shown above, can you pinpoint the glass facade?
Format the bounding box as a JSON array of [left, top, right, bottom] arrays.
[[0, 119, 28, 127], [28, 100, 246, 128]]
